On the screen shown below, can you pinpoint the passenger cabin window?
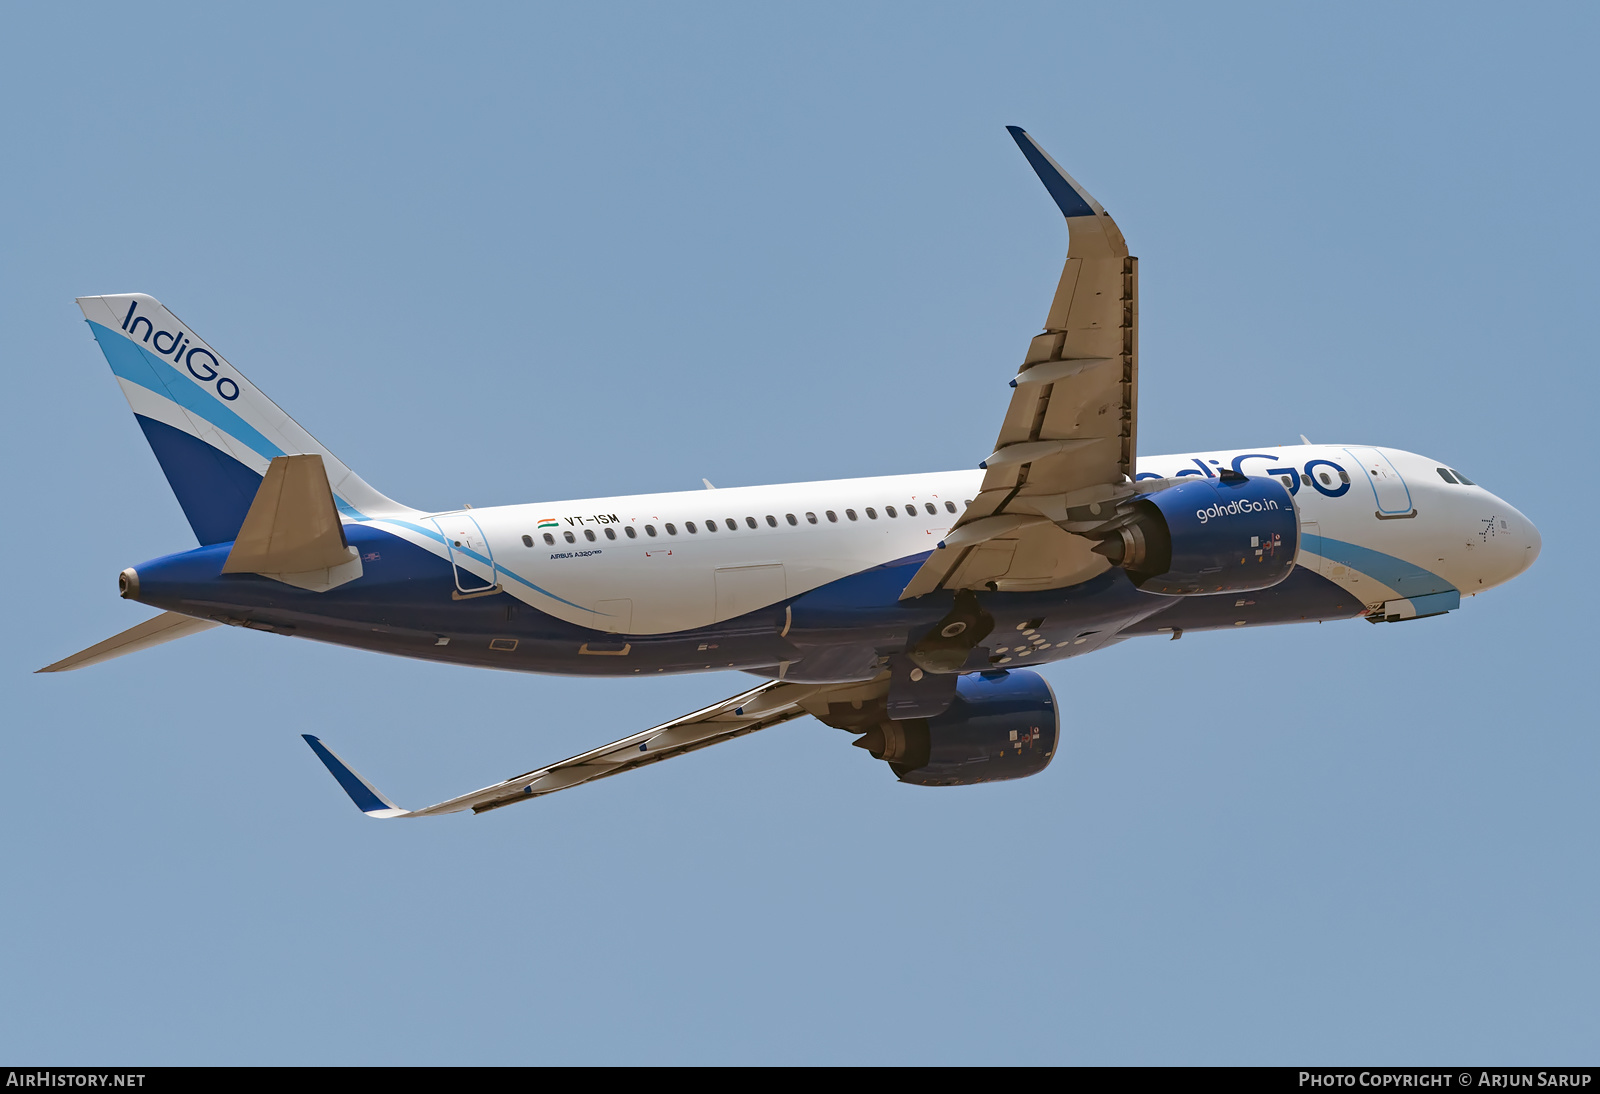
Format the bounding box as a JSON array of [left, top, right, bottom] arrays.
[[625, 526, 637, 539], [725, 519, 737, 531], [826, 510, 838, 522], [646, 525, 658, 537], [746, 516, 758, 529], [665, 523, 677, 535], [786, 513, 798, 526], [866, 507, 878, 519], [686, 521, 698, 533], [1319, 472, 1332, 485], [703, 519, 716, 532], [1436, 468, 1458, 484], [543, 533, 555, 545], [604, 527, 616, 540], [945, 501, 957, 513], [1452, 469, 1476, 485], [885, 505, 898, 517], [846, 509, 858, 521], [522, 534, 534, 547], [564, 531, 576, 543], [584, 529, 596, 541], [806, 512, 817, 524], [766, 515, 778, 527], [924, 503, 936, 515]]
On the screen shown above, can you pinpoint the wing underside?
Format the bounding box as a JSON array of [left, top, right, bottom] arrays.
[[903, 127, 1139, 599], [306, 677, 888, 817]]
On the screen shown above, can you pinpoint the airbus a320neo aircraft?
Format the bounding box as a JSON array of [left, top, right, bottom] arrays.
[[43, 128, 1540, 819]]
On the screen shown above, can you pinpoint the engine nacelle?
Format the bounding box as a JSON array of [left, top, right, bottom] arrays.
[[1093, 475, 1298, 595], [853, 669, 1058, 787]]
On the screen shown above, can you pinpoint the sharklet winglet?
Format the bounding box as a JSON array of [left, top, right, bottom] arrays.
[[1005, 125, 1104, 220], [302, 735, 410, 818]]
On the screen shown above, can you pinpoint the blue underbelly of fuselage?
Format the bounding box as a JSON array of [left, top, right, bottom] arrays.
[[125, 524, 1364, 680]]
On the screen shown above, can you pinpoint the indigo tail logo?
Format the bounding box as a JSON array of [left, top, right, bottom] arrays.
[[121, 299, 240, 401]]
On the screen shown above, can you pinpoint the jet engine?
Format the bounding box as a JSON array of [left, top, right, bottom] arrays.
[[1091, 474, 1298, 595], [850, 669, 1058, 786]]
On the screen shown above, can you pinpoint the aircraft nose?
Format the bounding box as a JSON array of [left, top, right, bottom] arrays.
[[1490, 500, 1541, 583], [1515, 508, 1541, 574]]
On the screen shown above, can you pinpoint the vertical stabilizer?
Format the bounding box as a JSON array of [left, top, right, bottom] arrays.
[[77, 294, 415, 544]]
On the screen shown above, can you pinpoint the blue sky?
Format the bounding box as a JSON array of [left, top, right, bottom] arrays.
[[3, 2, 1596, 1064]]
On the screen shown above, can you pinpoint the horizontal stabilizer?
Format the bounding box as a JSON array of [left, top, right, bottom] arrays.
[[302, 736, 409, 818], [37, 611, 220, 673], [223, 454, 352, 574]]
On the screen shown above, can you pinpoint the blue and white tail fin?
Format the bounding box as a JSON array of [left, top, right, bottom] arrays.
[[77, 294, 416, 545]]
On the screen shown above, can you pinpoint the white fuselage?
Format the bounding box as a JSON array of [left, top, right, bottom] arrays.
[[362, 445, 1540, 635]]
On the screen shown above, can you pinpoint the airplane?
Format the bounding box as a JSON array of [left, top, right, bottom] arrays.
[[40, 127, 1541, 819]]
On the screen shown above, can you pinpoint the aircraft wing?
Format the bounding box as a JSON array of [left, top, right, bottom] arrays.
[[901, 127, 1138, 599], [305, 677, 886, 817]]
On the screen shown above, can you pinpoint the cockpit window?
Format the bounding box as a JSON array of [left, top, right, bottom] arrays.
[[1451, 469, 1476, 485], [1436, 467, 1458, 484]]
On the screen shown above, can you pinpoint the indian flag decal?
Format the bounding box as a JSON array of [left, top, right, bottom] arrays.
[[538, 518, 559, 529]]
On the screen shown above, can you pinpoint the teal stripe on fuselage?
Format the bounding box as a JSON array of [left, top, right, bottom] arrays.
[[385, 520, 599, 614], [1317, 535, 1455, 597]]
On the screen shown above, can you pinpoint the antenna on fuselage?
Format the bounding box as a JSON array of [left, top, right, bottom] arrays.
[[1300, 434, 1313, 445]]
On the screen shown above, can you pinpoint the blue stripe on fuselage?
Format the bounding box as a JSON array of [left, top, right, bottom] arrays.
[[382, 520, 599, 614], [119, 521, 1454, 678], [1318, 535, 1455, 597]]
